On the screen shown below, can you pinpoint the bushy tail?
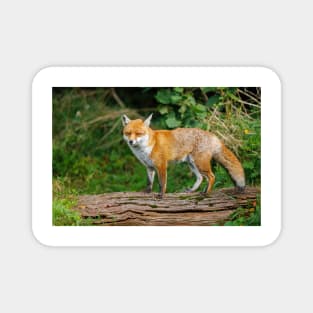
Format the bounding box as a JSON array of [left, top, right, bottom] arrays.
[[213, 144, 245, 189]]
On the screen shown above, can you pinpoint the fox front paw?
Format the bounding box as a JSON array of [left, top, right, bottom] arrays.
[[142, 186, 153, 193], [156, 193, 164, 199]]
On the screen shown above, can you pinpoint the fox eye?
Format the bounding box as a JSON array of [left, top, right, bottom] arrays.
[[125, 132, 131, 136], [136, 132, 145, 136]]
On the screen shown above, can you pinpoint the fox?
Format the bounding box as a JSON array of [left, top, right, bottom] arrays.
[[122, 113, 245, 198]]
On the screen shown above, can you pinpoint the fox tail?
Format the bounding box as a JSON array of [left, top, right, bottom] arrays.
[[213, 144, 246, 190]]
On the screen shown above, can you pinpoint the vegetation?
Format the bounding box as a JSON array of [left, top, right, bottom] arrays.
[[53, 178, 93, 226], [223, 195, 261, 226], [53, 87, 261, 226]]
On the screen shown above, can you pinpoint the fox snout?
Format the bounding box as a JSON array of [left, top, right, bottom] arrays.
[[123, 132, 139, 146], [125, 136, 144, 147], [128, 138, 138, 146]]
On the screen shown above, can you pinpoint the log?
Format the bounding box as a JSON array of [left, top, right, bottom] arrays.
[[72, 187, 260, 226]]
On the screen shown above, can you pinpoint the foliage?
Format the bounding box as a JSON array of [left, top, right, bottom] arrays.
[[53, 178, 93, 226], [223, 194, 261, 226], [53, 197, 82, 226]]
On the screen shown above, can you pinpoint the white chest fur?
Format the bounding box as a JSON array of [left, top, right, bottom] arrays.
[[129, 144, 154, 168], [124, 134, 154, 168]]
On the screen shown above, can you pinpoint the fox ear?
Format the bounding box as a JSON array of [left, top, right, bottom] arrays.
[[144, 113, 153, 127], [122, 114, 131, 126]]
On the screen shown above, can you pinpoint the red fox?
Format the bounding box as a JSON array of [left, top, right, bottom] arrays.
[[122, 114, 245, 198]]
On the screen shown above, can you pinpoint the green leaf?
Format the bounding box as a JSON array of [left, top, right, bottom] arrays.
[[193, 104, 206, 112], [173, 87, 184, 93], [159, 106, 169, 115], [165, 117, 181, 128], [196, 112, 207, 119], [206, 95, 220, 107], [170, 94, 183, 104], [155, 89, 172, 104], [178, 104, 187, 114], [185, 94, 196, 106]]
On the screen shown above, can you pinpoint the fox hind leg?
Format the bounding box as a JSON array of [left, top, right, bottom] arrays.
[[201, 164, 215, 194], [185, 155, 203, 192], [192, 152, 215, 194]]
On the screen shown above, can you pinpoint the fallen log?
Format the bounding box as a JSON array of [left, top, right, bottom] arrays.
[[72, 187, 260, 226]]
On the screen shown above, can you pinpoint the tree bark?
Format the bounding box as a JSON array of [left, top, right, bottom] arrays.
[[72, 187, 260, 226]]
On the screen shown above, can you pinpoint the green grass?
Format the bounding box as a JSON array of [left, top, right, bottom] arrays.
[[53, 179, 94, 226], [53, 197, 80, 226]]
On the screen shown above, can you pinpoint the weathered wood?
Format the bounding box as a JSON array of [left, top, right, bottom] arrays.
[[72, 187, 260, 226]]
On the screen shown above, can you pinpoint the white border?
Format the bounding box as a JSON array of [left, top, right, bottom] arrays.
[[32, 67, 281, 247]]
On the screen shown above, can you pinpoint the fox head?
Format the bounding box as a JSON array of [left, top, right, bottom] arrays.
[[122, 113, 153, 147]]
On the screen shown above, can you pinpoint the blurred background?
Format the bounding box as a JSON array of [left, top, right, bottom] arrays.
[[53, 87, 261, 225]]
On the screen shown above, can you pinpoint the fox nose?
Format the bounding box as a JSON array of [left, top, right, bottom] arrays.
[[129, 140, 134, 145]]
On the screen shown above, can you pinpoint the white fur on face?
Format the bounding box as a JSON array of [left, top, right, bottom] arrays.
[[135, 134, 149, 147], [123, 134, 149, 147]]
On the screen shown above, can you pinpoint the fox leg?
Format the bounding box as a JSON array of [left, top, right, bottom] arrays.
[[144, 167, 155, 193], [201, 163, 215, 194], [185, 155, 203, 192], [155, 161, 167, 198], [192, 152, 215, 194]]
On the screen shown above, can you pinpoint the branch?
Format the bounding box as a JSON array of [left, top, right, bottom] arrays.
[[111, 88, 126, 108]]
